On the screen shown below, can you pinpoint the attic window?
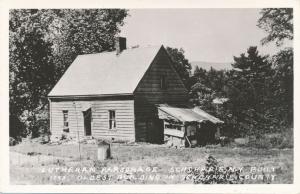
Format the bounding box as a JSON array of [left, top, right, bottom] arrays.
[[109, 110, 116, 129], [160, 75, 167, 89]]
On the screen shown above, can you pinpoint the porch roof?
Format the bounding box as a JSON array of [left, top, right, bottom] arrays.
[[157, 104, 223, 124]]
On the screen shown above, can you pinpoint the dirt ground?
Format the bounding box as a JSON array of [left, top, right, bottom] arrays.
[[9, 141, 293, 184]]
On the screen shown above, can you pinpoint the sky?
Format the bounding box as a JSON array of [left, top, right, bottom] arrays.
[[120, 9, 287, 63]]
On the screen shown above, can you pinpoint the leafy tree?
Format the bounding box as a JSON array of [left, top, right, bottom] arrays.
[[9, 9, 128, 139], [258, 8, 294, 128], [206, 68, 228, 97], [166, 47, 192, 87], [271, 48, 293, 126], [190, 66, 229, 111], [10, 10, 56, 137], [49, 9, 128, 79], [257, 8, 293, 46], [190, 82, 215, 111]]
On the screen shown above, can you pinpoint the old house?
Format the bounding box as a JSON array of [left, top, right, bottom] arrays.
[[48, 37, 222, 145]]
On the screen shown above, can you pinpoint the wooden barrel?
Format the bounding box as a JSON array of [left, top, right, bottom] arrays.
[[97, 143, 111, 161]]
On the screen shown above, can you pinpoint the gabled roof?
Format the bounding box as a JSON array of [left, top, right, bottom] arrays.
[[157, 104, 223, 124], [48, 45, 163, 97]]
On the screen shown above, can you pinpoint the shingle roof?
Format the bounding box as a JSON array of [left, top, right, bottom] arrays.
[[48, 45, 162, 97]]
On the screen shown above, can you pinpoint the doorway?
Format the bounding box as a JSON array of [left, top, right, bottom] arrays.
[[196, 122, 216, 146], [83, 108, 92, 136], [147, 119, 164, 144]]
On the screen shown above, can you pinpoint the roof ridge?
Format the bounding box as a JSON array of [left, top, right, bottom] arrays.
[[77, 45, 162, 57]]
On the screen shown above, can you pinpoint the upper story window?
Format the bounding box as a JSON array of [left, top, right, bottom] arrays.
[[160, 75, 167, 89], [109, 110, 116, 129], [63, 110, 69, 132]]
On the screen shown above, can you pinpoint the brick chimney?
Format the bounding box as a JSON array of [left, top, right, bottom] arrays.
[[115, 37, 126, 54]]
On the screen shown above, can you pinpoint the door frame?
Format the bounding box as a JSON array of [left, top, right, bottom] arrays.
[[83, 108, 92, 136]]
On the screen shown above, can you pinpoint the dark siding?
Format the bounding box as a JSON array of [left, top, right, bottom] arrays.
[[134, 47, 188, 141]]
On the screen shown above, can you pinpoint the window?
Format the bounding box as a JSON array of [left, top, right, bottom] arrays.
[[83, 108, 92, 136], [63, 110, 69, 132], [160, 75, 166, 89], [109, 110, 116, 129]]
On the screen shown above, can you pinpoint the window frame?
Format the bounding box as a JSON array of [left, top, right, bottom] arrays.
[[108, 110, 117, 130], [62, 110, 69, 132], [160, 75, 167, 90]]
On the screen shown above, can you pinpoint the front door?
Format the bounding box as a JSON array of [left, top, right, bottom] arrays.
[[83, 108, 92, 136]]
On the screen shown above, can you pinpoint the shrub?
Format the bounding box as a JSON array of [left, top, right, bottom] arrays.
[[278, 129, 293, 149], [186, 155, 244, 184], [27, 151, 41, 156], [30, 116, 49, 138], [60, 133, 67, 140], [245, 128, 293, 149], [41, 133, 50, 144], [9, 137, 17, 146], [9, 114, 26, 138], [9, 136, 22, 146], [246, 137, 272, 149], [60, 132, 73, 141], [216, 136, 230, 147], [269, 135, 283, 146]]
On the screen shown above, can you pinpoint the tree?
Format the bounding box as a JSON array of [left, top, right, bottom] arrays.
[[271, 48, 293, 126], [226, 46, 273, 136], [9, 9, 128, 138], [190, 82, 215, 111], [166, 47, 192, 87], [190, 66, 229, 108], [206, 68, 227, 97], [258, 8, 294, 128], [10, 10, 57, 137], [49, 9, 128, 79], [193, 66, 201, 76], [257, 8, 293, 46]]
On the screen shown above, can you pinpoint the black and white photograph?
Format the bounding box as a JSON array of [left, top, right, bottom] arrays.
[[0, 0, 299, 192]]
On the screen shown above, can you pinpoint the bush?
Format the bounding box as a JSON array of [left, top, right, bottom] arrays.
[[9, 136, 22, 146], [41, 133, 50, 144], [60, 133, 70, 140], [9, 137, 17, 146], [244, 128, 293, 149], [216, 136, 230, 146], [269, 135, 283, 146], [186, 155, 244, 184], [30, 116, 49, 138], [277, 129, 293, 149], [18, 108, 50, 138], [247, 137, 272, 149], [9, 114, 26, 138]]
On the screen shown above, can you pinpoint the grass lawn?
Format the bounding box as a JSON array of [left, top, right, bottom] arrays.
[[10, 140, 293, 184]]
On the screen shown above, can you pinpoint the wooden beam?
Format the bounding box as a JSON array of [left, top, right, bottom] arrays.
[[164, 129, 184, 138]]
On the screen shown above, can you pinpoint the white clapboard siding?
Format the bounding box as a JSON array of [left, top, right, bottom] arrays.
[[50, 99, 135, 141]]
